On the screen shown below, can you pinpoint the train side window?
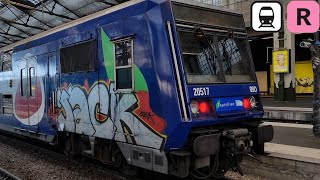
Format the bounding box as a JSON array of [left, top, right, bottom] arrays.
[[21, 68, 27, 96], [114, 38, 133, 91], [2, 94, 13, 115], [29, 67, 36, 97], [60, 40, 97, 74], [1, 50, 12, 72]]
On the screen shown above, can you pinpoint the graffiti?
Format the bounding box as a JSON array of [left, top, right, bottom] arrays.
[[139, 111, 154, 120], [100, 28, 166, 134], [296, 77, 314, 88], [11, 29, 167, 151], [55, 81, 166, 149], [13, 53, 45, 126]]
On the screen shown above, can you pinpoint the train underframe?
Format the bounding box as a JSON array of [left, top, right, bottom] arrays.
[[55, 120, 273, 179]]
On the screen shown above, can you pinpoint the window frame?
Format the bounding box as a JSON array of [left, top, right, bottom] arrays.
[[60, 39, 98, 74], [0, 50, 13, 72], [113, 37, 134, 92]]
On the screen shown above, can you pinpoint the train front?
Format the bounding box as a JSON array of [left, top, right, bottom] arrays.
[[166, 0, 274, 178]]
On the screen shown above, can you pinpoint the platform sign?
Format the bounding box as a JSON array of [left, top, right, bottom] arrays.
[[273, 49, 290, 73]]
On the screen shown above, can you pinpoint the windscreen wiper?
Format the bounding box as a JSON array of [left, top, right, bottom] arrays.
[[194, 26, 217, 75], [194, 26, 217, 57], [220, 38, 232, 75]]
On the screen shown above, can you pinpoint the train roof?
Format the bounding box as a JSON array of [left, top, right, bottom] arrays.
[[172, 0, 242, 15], [0, 0, 242, 53]]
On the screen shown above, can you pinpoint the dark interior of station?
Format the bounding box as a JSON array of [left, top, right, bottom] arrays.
[[248, 29, 314, 96]]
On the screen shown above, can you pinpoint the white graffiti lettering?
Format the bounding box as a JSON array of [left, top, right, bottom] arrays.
[[55, 82, 165, 149]]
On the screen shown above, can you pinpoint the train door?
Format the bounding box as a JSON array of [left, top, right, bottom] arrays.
[[17, 57, 41, 132], [46, 54, 58, 126]]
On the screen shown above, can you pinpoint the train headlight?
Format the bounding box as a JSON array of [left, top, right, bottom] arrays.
[[249, 96, 257, 108], [190, 99, 215, 118], [190, 100, 199, 115]]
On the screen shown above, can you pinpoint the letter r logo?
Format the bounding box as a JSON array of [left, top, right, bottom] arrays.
[[287, 1, 319, 33]]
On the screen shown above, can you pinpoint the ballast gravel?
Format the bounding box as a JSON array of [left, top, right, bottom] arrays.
[[0, 133, 268, 180], [0, 134, 126, 180]]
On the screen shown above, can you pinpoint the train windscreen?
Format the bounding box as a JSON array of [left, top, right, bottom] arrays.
[[172, 2, 256, 84], [179, 31, 223, 84], [216, 36, 255, 83]]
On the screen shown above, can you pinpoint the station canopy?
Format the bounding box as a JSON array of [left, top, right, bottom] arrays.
[[0, 0, 128, 49]]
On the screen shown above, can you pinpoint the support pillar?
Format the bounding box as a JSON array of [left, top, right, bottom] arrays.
[[284, 21, 296, 101]]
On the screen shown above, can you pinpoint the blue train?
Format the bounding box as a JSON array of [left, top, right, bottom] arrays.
[[0, 0, 273, 178]]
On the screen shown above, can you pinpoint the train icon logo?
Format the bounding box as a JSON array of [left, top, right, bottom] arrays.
[[259, 7, 275, 28], [251, 2, 282, 32]]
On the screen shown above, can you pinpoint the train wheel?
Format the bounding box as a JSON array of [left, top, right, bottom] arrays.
[[64, 136, 72, 156], [112, 148, 136, 176]]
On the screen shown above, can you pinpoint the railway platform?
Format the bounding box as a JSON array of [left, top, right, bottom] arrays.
[[262, 96, 313, 122], [242, 143, 320, 180]]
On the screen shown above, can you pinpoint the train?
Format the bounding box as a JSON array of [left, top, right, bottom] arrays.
[[0, 0, 273, 179]]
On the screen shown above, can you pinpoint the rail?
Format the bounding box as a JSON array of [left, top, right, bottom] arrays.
[[0, 167, 20, 180]]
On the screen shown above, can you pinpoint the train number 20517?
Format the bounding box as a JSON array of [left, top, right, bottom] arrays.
[[193, 87, 210, 97]]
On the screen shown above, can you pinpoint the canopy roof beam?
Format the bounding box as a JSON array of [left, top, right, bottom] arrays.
[[20, 9, 53, 28], [0, 31, 26, 39], [0, 17, 47, 31], [3, 0, 76, 21], [0, 20, 32, 36], [0, 41, 10, 45], [0, 34, 16, 43], [52, 0, 81, 18]]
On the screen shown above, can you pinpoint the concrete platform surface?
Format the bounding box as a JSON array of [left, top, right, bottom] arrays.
[[242, 143, 320, 180], [265, 143, 320, 164], [262, 97, 312, 108], [262, 122, 320, 149]]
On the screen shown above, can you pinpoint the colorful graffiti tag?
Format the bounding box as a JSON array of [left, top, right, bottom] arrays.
[[13, 53, 45, 126], [12, 29, 167, 150], [55, 82, 166, 149], [54, 29, 167, 150]]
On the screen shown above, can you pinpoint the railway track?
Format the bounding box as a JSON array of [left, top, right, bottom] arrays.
[[0, 131, 129, 180], [0, 167, 20, 180], [0, 131, 267, 180]]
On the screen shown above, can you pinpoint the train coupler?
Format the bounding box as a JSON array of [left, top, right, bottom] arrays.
[[222, 129, 252, 154], [220, 129, 252, 175]]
